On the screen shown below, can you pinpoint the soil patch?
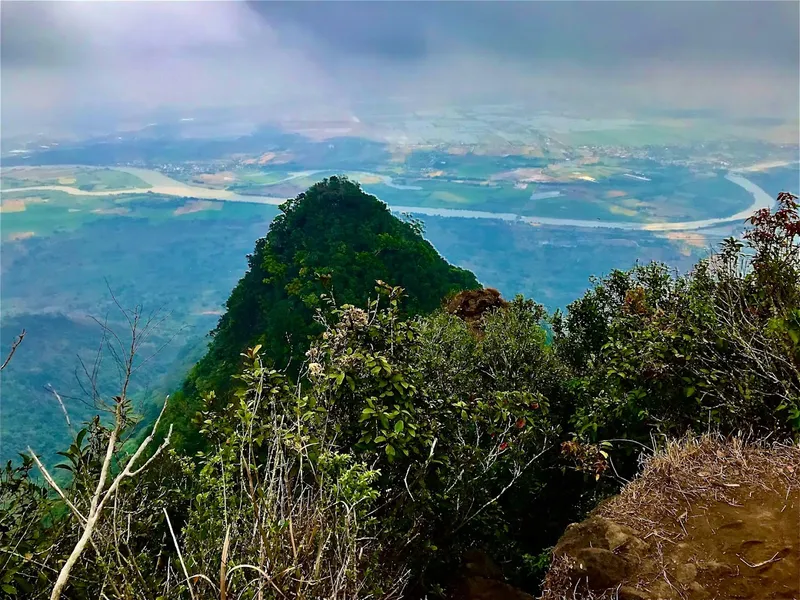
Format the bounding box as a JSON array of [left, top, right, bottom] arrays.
[[663, 232, 708, 249], [8, 231, 35, 241], [681, 486, 798, 599], [0, 199, 26, 213], [258, 152, 277, 165], [91, 207, 130, 216], [661, 232, 709, 257], [609, 205, 637, 217], [354, 173, 384, 185], [193, 172, 238, 187], [174, 200, 223, 215], [493, 168, 557, 183]]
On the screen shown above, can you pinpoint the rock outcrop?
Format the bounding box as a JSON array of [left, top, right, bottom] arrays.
[[551, 516, 648, 591]]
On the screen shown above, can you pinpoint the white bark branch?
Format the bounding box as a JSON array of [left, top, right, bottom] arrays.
[[40, 397, 171, 600]]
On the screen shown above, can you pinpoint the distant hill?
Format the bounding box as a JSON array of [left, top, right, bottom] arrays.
[[169, 176, 479, 450]]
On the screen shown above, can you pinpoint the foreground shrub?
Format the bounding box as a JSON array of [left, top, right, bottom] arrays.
[[554, 192, 800, 452], [185, 348, 402, 599]]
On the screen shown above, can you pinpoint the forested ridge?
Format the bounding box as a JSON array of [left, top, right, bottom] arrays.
[[1, 179, 798, 599], [167, 176, 479, 452]]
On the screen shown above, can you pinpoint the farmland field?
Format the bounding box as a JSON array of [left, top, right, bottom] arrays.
[[1, 166, 151, 192]]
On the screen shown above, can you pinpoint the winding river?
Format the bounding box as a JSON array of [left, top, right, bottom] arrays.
[[2, 167, 774, 232]]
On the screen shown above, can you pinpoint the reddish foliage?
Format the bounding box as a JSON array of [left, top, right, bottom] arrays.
[[561, 440, 610, 479], [622, 286, 649, 316], [744, 191, 799, 255], [445, 288, 509, 324], [742, 191, 799, 309]]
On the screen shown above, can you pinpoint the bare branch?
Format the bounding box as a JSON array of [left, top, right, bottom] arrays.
[[27, 448, 87, 525], [454, 440, 551, 534], [164, 507, 196, 600], [45, 384, 74, 432], [44, 395, 172, 600], [0, 329, 26, 372]]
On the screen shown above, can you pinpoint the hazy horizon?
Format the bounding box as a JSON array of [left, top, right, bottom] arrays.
[[2, 1, 799, 139]]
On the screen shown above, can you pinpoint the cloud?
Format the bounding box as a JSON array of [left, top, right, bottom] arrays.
[[1, 1, 351, 136], [248, 1, 799, 118], [251, 1, 799, 70], [2, 1, 798, 137]]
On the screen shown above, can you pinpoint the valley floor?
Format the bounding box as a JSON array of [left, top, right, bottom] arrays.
[[2, 167, 775, 232]]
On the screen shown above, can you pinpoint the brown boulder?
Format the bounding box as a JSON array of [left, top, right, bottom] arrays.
[[554, 516, 646, 556], [571, 547, 631, 590], [551, 516, 649, 591]]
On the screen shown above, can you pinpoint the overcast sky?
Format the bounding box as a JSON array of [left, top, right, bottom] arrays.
[[2, 1, 798, 136]]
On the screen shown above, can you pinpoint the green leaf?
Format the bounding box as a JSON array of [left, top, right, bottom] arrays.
[[385, 444, 396, 459], [394, 420, 404, 433], [76, 429, 87, 448], [1, 584, 16, 595]]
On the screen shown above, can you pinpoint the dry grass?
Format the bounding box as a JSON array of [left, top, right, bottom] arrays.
[[542, 436, 799, 600], [174, 359, 409, 600], [595, 436, 798, 533]]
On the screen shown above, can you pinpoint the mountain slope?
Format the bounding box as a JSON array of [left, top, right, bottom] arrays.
[[171, 176, 479, 448]]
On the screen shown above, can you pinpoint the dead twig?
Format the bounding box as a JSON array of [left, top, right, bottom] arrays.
[[737, 551, 783, 569], [164, 508, 196, 600], [46, 384, 74, 432], [1, 329, 25, 372]]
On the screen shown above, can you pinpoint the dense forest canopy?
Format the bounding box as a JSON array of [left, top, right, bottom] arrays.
[[1, 180, 797, 600]]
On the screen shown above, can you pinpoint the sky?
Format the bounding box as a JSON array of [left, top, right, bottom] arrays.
[[2, 1, 798, 137]]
